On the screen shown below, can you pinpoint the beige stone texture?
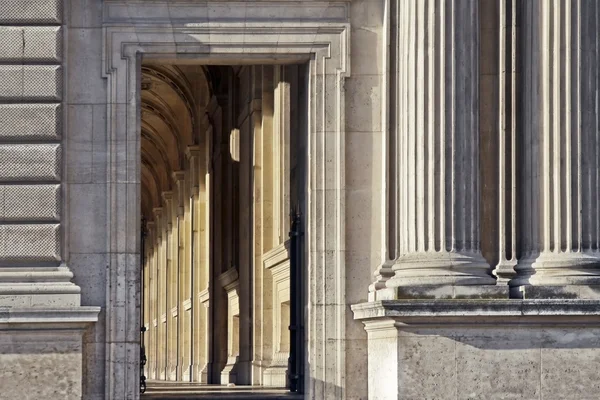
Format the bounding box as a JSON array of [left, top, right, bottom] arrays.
[[1, 0, 599, 399]]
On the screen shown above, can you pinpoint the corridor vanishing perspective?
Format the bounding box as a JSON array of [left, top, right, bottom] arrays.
[[139, 64, 306, 387], [4, 1, 600, 399]]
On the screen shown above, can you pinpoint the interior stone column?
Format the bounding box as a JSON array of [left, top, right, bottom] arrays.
[[148, 221, 158, 379], [198, 169, 211, 383], [144, 221, 155, 379], [186, 145, 203, 381], [172, 170, 188, 379], [380, 0, 496, 297], [513, 1, 600, 297], [152, 207, 165, 379], [161, 191, 175, 380]]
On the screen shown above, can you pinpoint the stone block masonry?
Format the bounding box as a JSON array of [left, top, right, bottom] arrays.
[[0, 0, 77, 303]]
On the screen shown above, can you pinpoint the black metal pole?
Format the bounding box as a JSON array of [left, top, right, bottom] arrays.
[[288, 207, 303, 392], [140, 217, 147, 393]]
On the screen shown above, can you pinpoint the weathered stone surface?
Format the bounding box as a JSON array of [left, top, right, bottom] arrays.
[[0, 66, 62, 101], [0, 224, 61, 262], [0, 308, 98, 400], [0, 184, 60, 221], [0, 104, 61, 141], [0, 144, 61, 182], [354, 299, 600, 400], [0, 27, 62, 62], [0, 0, 62, 24]]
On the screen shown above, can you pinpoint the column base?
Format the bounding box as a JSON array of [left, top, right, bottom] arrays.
[[220, 355, 239, 384], [352, 299, 600, 400], [199, 362, 211, 383], [386, 251, 496, 288], [511, 252, 600, 287], [167, 363, 177, 380], [263, 352, 289, 387], [0, 267, 81, 307], [182, 364, 193, 381], [0, 307, 99, 399]]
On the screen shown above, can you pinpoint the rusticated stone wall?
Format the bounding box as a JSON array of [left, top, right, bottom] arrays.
[[0, 0, 80, 307]]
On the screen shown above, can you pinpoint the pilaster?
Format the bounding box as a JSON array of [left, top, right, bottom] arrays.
[[218, 268, 240, 385]]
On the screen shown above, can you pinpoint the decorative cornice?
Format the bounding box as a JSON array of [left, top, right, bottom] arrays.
[[218, 268, 239, 292], [263, 241, 290, 270], [103, 1, 349, 26], [199, 288, 210, 304]]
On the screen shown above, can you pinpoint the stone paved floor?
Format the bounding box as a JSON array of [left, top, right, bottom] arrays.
[[142, 381, 304, 399]]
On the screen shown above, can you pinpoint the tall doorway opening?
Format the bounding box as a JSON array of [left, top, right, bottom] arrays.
[[138, 64, 308, 392]]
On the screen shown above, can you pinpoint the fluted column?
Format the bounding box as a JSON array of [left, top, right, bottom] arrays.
[[383, 0, 495, 290], [513, 1, 600, 291]]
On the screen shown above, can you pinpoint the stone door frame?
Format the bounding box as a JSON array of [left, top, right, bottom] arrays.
[[102, 2, 350, 398]]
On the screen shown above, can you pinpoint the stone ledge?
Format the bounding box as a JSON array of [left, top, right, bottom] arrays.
[[352, 299, 600, 324], [0, 306, 99, 328]]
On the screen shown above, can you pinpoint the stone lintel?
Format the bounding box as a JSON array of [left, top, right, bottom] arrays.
[[218, 267, 239, 291], [199, 288, 209, 304]]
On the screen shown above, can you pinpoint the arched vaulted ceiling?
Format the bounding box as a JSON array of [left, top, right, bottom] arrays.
[[141, 65, 212, 221]]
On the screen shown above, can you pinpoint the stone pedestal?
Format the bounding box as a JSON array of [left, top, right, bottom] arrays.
[[353, 299, 600, 400], [263, 243, 291, 387], [219, 268, 240, 385], [0, 307, 99, 400]]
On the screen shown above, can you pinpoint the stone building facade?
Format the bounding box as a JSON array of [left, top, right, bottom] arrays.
[[0, 0, 599, 399]]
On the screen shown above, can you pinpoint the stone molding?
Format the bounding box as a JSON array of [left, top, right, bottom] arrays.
[[0, 306, 99, 327], [198, 288, 209, 304], [352, 299, 600, 324]]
